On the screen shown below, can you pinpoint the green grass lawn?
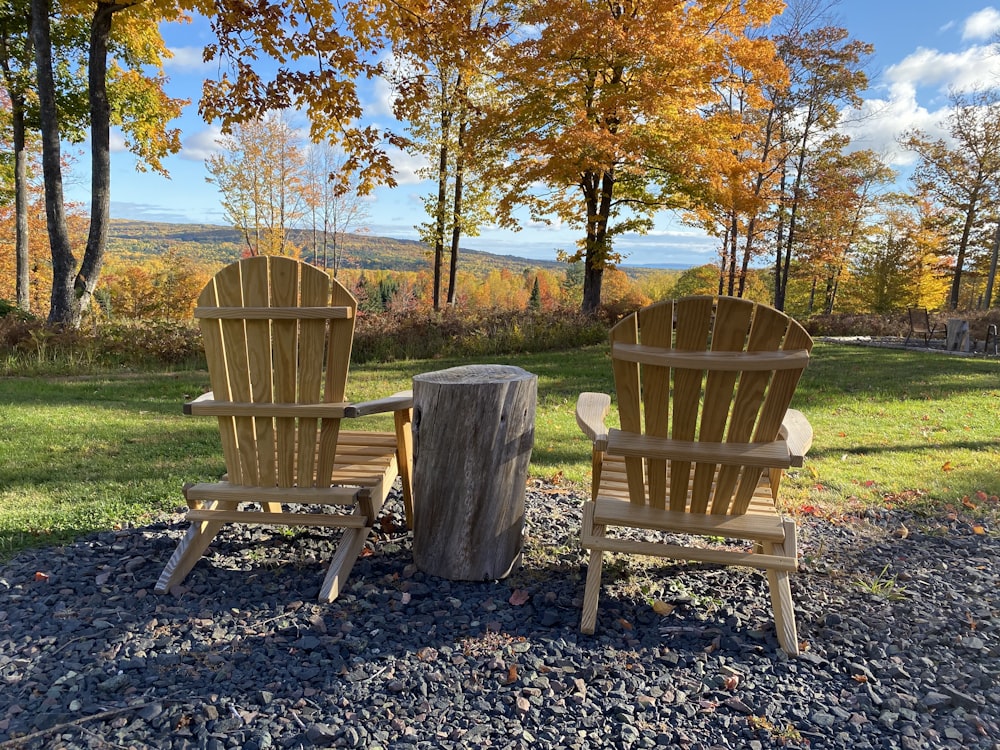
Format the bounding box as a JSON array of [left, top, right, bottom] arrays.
[[1, 342, 998, 560]]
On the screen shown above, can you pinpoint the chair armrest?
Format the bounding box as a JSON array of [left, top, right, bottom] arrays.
[[344, 390, 414, 418], [778, 409, 812, 467], [184, 391, 215, 415], [576, 392, 611, 451]]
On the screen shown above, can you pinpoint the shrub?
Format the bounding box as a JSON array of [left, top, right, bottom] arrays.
[[352, 306, 609, 363]]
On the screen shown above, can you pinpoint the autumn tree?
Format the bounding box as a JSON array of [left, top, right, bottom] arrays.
[[0, 3, 35, 312], [202, 0, 394, 194], [386, 0, 513, 310], [30, 0, 200, 327], [687, 20, 788, 300], [99, 249, 213, 319], [206, 113, 308, 257], [303, 142, 369, 275], [901, 88, 1000, 310], [794, 145, 894, 314], [487, 0, 785, 314], [770, 21, 874, 311]]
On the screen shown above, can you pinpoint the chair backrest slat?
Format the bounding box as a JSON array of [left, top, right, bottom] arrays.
[[609, 295, 812, 517], [270, 258, 299, 488]]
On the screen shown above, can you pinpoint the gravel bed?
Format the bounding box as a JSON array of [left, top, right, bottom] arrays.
[[0, 481, 997, 750]]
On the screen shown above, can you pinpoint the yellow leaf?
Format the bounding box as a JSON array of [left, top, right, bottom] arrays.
[[973, 525, 986, 535], [652, 600, 675, 616], [941, 461, 954, 472]]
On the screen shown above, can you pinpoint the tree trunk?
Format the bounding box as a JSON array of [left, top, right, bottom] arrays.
[[12, 95, 30, 312], [77, 2, 117, 320], [950, 197, 978, 310], [985, 222, 1000, 308], [432, 106, 451, 312], [447, 111, 466, 307], [31, 0, 77, 325], [411, 364, 537, 581], [580, 170, 614, 315]]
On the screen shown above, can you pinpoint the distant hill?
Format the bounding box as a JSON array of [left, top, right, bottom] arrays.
[[107, 219, 567, 275]]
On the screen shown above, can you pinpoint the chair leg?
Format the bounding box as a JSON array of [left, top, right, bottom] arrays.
[[155, 514, 229, 594], [580, 547, 605, 635], [766, 567, 799, 656], [319, 480, 389, 603], [318, 526, 370, 603], [580, 502, 605, 635], [394, 408, 414, 529], [764, 518, 799, 656]]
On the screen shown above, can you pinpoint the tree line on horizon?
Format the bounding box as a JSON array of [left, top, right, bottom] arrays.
[[2, 0, 1000, 327]]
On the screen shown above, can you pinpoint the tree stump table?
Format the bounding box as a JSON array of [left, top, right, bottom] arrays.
[[946, 318, 971, 352], [411, 364, 537, 581]]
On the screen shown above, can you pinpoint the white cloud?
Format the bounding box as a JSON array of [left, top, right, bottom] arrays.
[[110, 130, 127, 153], [885, 44, 1000, 95], [387, 146, 428, 185], [180, 126, 223, 161], [841, 21, 1000, 167], [164, 46, 208, 72], [367, 76, 397, 119], [840, 80, 949, 166], [962, 7, 1000, 40]]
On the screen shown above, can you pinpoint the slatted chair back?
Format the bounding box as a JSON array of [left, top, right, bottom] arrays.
[[196, 255, 357, 491], [608, 295, 813, 516]]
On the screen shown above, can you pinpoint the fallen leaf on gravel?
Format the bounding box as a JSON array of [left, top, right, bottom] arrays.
[[652, 600, 675, 616], [723, 675, 740, 690], [34, 572, 49, 582], [417, 647, 438, 662], [962, 496, 977, 510], [504, 665, 518, 685], [852, 674, 868, 683], [508, 589, 530, 606], [616, 618, 633, 631], [972, 525, 986, 535], [894, 525, 909, 539]]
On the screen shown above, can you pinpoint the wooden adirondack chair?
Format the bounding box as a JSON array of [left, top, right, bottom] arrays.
[[575, 296, 813, 655], [155, 256, 413, 602]]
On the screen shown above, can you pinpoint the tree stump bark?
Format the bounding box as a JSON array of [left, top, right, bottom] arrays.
[[411, 364, 537, 581]]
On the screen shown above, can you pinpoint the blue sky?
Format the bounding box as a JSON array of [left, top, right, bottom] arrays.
[[71, 2, 1000, 267]]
